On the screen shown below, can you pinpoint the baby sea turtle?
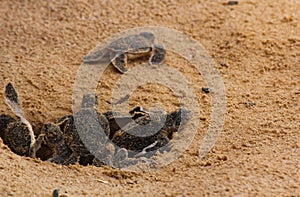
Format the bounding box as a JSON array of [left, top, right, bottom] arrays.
[[111, 108, 190, 157], [62, 94, 111, 165], [83, 32, 166, 73], [39, 115, 73, 164], [1, 83, 44, 157], [103, 110, 139, 139]]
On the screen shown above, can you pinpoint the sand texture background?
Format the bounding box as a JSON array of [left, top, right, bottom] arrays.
[[0, 0, 299, 196]]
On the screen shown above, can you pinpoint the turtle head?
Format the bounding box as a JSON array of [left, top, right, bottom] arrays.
[[139, 32, 155, 43], [41, 123, 63, 146], [41, 123, 62, 142]]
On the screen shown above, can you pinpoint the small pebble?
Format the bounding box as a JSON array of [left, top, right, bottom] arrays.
[[226, 1, 238, 5], [220, 62, 228, 67], [245, 102, 256, 107], [200, 117, 207, 121], [53, 189, 59, 197], [202, 87, 211, 93]]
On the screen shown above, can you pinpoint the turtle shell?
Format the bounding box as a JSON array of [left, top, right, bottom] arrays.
[[63, 108, 110, 157], [4, 121, 31, 156], [0, 114, 15, 140]]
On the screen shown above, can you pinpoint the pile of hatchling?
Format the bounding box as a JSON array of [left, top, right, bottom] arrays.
[[0, 32, 190, 168]]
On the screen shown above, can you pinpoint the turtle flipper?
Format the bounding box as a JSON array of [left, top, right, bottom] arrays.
[[83, 48, 114, 64], [29, 134, 45, 158], [4, 83, 37, 153], [5, 83, 23, 118], [111, 53, 128, 73], [114, 148, 128, 163], [150, 45, 165, 65]]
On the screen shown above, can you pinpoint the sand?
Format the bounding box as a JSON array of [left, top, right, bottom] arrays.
[[0, 0, 299, 196]]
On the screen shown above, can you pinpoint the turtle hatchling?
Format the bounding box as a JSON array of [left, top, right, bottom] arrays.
[[83, 32, 166, 73], [39, 115, 73, 164], [1, 83, 44, 157], [111, 107, 190, 158], [62, 94, 111, 165]]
